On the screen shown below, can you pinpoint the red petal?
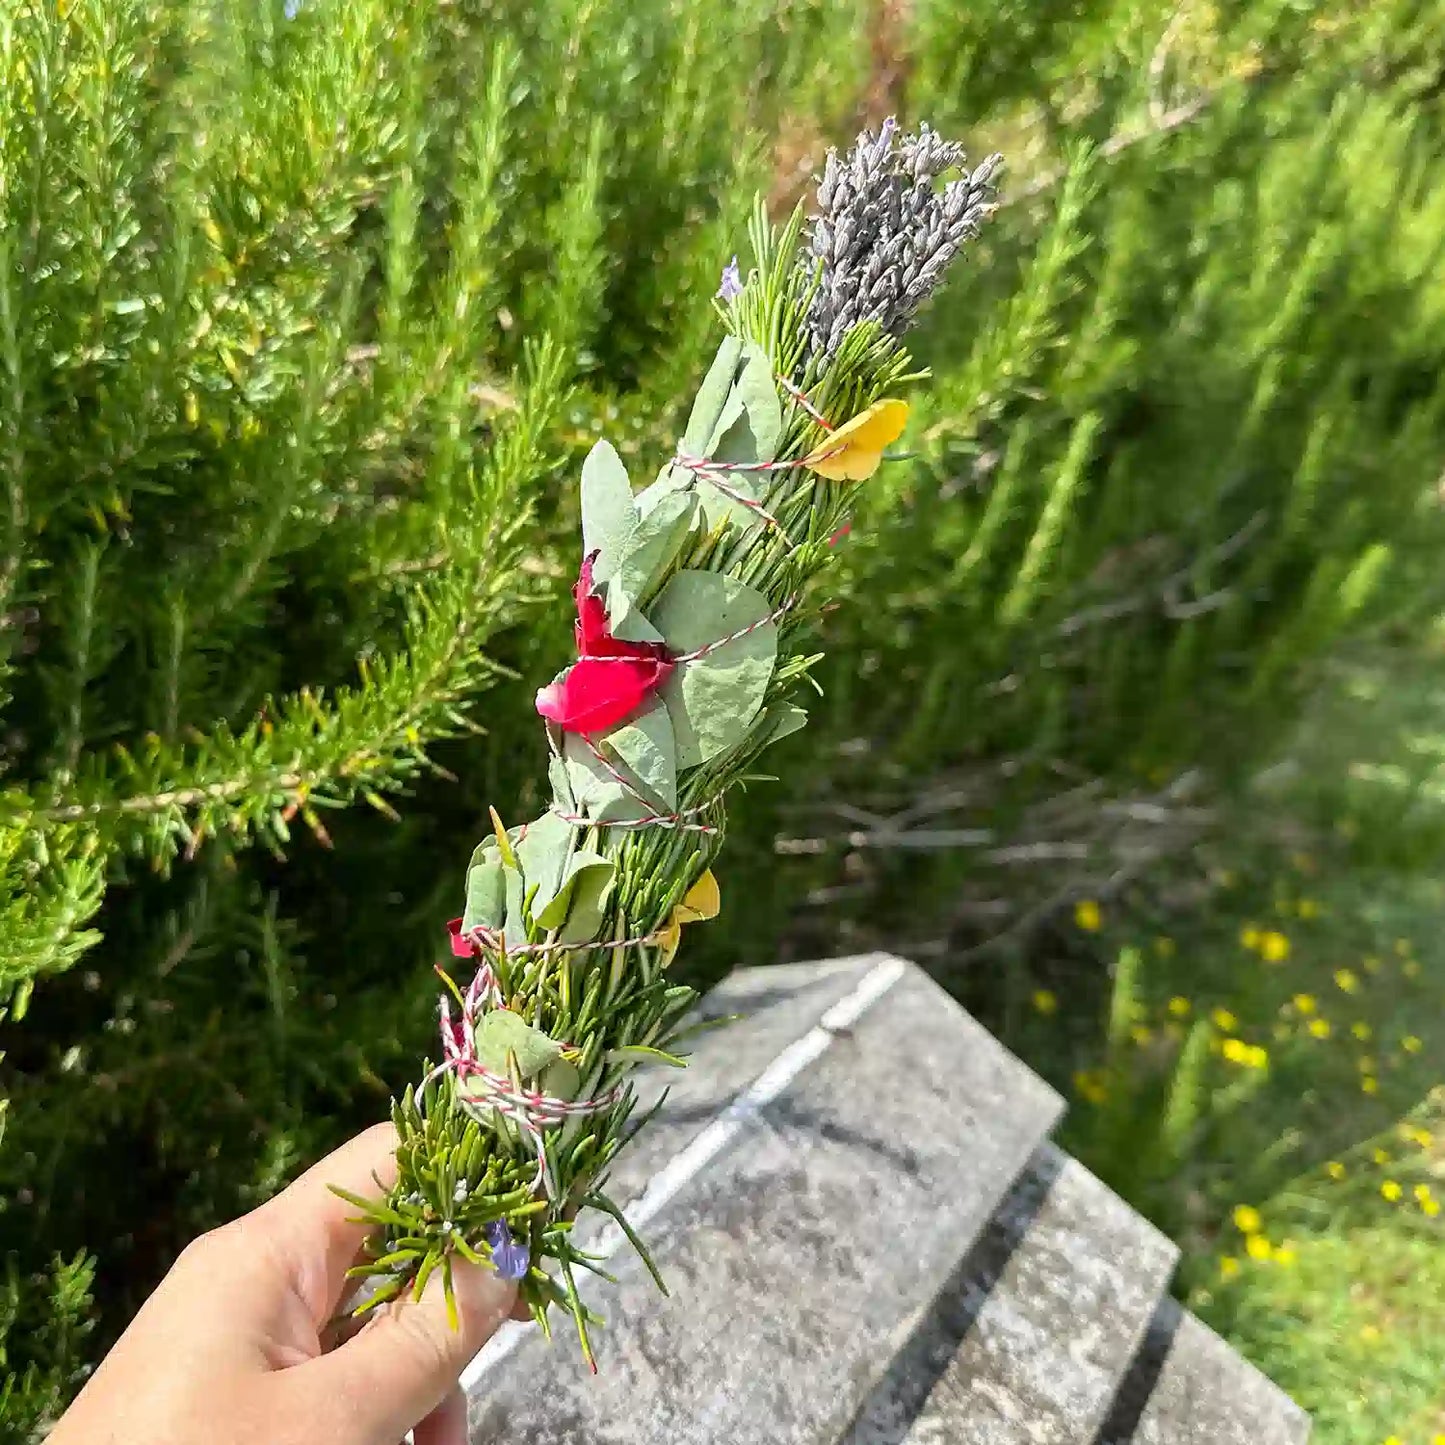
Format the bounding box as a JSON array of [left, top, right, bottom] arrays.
[[536, 655, 673, 735], [574, 553, 613, 655], [446, 917, 475, 958]]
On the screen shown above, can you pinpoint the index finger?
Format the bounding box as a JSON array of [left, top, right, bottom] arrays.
[[253, 1121, 400, 1322]]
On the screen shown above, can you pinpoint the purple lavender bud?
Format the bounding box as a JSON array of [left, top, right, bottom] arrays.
[[716, 255, 744, 303], [484, 1219, 530, 1281]]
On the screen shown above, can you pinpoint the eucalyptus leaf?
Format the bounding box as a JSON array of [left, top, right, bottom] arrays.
[[605, 698, 677, 809], [548, 749, 576, 814], [651, 570, 778, 769], [540, 1056, 582, 1100], [632, 455, 693, 517], [556, 861, 613, 947], [462, 850, 506, 933], [514, 810, 575, 922], [474, 1010, 563, 1080], [708, 342, 782, 464], [563, 732, 652, 824], [580, 441, 637, 584], [680, 335, 744, 456], [534, 848, 613, 930], [607, 490, 696, 642], [511, 811, 615, 940]]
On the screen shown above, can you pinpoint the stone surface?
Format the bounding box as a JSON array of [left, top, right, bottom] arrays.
[[466, 955, 1064, 1445], [1122, 1301, 1312, 1445], [461, 956, 1309, 1444], [841, 1142, 1179, 1445]]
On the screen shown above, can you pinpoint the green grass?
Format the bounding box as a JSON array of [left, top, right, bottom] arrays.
[[1207, 1218, 1445, 1445], [979, 662, 1445, 1444]]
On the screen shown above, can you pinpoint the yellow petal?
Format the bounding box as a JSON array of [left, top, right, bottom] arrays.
[[802, 399, 909, 481], [676, 868, 721, 924], [656, 916, 681, 961]]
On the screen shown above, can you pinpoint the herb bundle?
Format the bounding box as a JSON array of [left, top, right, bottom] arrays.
[[340, 122, 1000, 1364]]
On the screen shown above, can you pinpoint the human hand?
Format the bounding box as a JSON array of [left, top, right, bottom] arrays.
[[49, 1123, 524, 1445]]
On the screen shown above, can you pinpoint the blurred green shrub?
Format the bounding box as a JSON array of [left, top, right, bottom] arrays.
[[3, 0, 1445, 1434]]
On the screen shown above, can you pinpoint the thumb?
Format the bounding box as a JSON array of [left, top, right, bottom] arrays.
[[285, 1257, 517, 1445]]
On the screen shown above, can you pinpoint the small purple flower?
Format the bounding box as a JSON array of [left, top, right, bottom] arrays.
[[716, 255, 743, 303], [484, 1219, 530, 1281]]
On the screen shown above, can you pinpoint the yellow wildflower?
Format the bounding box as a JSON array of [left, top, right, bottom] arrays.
[[1074, 899, 1102, 932], [1239, 925, 1262, 951], [1292, 993, 1317, 1015], [1358, 1056, 1376, 1074], [1212, 1007, 1239, 1032], [1154, 936, 1177, 958], [1130, 1024, 1154, 1046], [1222, 1038, 1249, 1065], [1308, 1018, 1332, 1039], [1031, 988, 1059, 1016], [1351, 1021, 1372, 1041], [1297, 898, 1320, 919], [1395, 938, 1413, 957], [1363, 954, 1382, 974], [1274, 1244, 1297, 1266], [1219, 1255, 1241, 1281], [1384, 1436, 1402, 1445], [656, 869, 721, 960], [1414, 1183, 1433, 1204], [1361, 1076, 1379, 1095], [1424, 1197, 1441, 1218], [1326, 1161, 1346, 1180], [1168, 996, 1191, 1017], [1259, 930, 1290, 963], [1403, 959, 1421, 979], [1073, 1069, 1108, 1105], [1245, 1045, 1268, 1069], [1373, 1148, 1390, 1165], [1232, 1204, 1263, 1234], [803, 398, 910, 480], [1381, 1180, 1402, 1202], [1245, 1234, 1273, 1261], [1359, 1323, 1381, 1343], [1334, 968, 1360, 994], [1402, 1034, 1423, 1054]]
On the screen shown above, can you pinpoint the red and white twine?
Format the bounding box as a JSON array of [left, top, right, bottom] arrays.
[[432, 964, 623, 1197]]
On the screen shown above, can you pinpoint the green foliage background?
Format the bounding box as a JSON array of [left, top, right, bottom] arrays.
[[1, 0, 1443, 1438]]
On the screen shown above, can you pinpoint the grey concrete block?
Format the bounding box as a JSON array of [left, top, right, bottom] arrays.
[[465, 955, 1063, 1445], [1122, 1301, 1311, 1445], [842, 1143, 1179, 1445]]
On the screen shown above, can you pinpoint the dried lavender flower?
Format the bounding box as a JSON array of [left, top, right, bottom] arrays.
[[802, 120, 1001, 358]]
